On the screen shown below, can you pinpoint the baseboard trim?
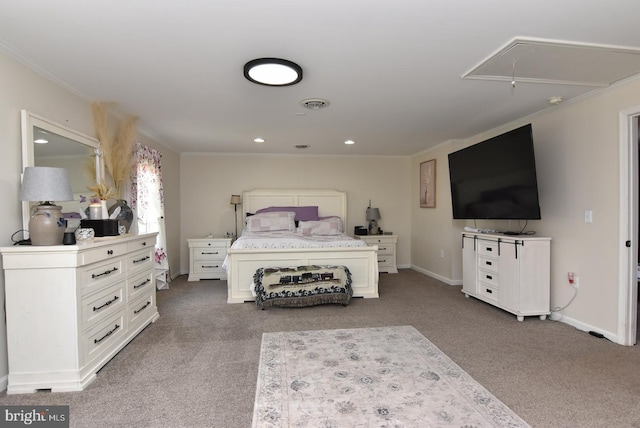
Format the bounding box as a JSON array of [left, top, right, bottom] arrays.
[[410, 265, 461, 286], [0, 374, 8, 392], [553, 314, 620, 344]]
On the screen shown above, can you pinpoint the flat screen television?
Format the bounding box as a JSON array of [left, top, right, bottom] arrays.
[[448, 124, 541, 220]]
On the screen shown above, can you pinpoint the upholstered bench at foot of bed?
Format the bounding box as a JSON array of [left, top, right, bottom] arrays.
[[253, 265, 353, 309]]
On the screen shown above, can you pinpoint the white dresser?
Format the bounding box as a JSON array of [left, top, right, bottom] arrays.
[[188, 237, 231, 281], [462, 232, 551, 321], [358, 235, 398, 273], [0, 233, 159, 394]]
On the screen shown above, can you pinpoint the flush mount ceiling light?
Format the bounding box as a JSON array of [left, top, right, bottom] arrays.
[[244, 58, 303, 86]]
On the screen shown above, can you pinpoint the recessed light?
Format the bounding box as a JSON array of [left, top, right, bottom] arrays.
[[34, 139, 48, 144], [244, 58, 303, 86], [548, 96, 564, 105], [254, 138, 265, 143], [344, 140, 355, 145]]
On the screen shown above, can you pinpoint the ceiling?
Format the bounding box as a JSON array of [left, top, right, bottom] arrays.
[[2, 0, 640, 156]]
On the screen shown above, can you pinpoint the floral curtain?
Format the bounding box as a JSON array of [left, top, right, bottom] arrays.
[[131, 142, 170, 289]]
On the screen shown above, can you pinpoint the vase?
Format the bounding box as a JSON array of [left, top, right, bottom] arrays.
[[108, 199, 134, 232], [100, 200, 109, 219]]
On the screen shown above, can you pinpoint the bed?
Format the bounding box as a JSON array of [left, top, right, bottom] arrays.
[[224, 189, 379, 304]]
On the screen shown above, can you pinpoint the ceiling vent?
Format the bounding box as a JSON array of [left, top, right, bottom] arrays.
[[300, 98, 330, 110]]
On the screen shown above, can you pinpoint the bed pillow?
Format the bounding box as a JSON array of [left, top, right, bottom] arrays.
[[255, 206, 319, 222], [318, 216, 344, 233], [245, 211, 296, 232], [298, 217, 344, 236]]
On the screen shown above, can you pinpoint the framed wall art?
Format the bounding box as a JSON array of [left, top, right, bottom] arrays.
[[420, 159, 436, 208]]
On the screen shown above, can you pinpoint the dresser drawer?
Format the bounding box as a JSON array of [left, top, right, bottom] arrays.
[[127, 292, 156, 331], [81, 258, 125, 296], [81, 282, 125, 327], [478, 241, 499, 257], [478, 255, 498, 273], [128, 269, 154, 300], [478, 284, 499, 303], [81, 243, 128, 265], [127, 237, 155, 253], [127, 248, 154, 274], [478, 268, 499, 288], [83, 312, 125, 364]]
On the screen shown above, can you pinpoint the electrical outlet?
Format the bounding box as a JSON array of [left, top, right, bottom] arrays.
[[573, 276, 579, 289], [440, 249, 444, 258]]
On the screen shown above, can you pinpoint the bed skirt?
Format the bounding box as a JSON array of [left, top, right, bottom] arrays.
[[253, 265, 352, 309]]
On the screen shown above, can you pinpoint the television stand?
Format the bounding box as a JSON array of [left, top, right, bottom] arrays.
[[461, 232, 551, 321]]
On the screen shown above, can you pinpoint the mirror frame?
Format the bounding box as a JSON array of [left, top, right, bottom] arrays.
[[21, 109, 103, 238]]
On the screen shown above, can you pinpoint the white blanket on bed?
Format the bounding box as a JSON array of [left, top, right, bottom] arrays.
[[230, 231, 367, 250], [222, 231, 368, 274]]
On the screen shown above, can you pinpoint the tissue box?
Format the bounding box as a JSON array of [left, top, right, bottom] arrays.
[[80, 219, 120, 237]]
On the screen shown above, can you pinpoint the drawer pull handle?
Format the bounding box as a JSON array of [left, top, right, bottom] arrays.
[[485, 261, 492, 266], [202, 251, 219, 255], [379, 247, 387, 251], [92, 267, 118, 279], [486, 275, 493, 280], [486, 247, 493, 252], [134, 278, 152, 289], [94, 324, 120, 344], [486, 288, 493, 294], [134, 301, 151, 314], [142, 241, 147, 246], [202, 265, 219, 268], [93, 295, 119, 311], [107, 250, 114, 255], [133, 256, 150, 264]]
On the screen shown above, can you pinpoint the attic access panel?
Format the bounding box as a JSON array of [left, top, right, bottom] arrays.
[[464, 38, 640, 87]]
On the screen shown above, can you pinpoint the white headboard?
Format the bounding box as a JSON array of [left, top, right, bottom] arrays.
[[242, 189, 347, 224]]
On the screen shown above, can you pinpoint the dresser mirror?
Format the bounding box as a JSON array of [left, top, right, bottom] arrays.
[[21, 109, 102, 238]]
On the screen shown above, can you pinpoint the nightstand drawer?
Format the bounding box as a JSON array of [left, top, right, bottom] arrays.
[[193, 261, 225, 274], [193, 247, 227, 260]]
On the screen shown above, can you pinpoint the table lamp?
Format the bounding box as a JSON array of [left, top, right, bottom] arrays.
[[230, 194, 242, 240], [366, 207, 381, 235], [20, 166, 74, 246]]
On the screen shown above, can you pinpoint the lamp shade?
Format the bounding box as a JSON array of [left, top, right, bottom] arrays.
[[230, 194, 242, 205], [366, 207, 381, 221], [20, 166, 73, 202]]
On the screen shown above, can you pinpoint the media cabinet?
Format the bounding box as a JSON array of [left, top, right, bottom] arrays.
[[461, 232, 551, 321]]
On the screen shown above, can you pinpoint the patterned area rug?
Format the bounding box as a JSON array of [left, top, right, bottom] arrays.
[[252, 326, 530, 427]]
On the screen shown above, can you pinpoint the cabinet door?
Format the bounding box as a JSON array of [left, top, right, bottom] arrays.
[[497, 241, 520, 310], [462, 235, 477, 295]]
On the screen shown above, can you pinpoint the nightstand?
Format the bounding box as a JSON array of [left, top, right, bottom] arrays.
[[358, 235, 398, 273], [188, 238, 232, 281]]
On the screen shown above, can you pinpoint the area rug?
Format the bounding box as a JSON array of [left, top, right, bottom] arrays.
[[252, 325, 530, 427]]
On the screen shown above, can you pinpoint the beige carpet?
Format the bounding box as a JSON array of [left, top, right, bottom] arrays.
[[0, 270, 639, 427], [253, 326, 529, 427]]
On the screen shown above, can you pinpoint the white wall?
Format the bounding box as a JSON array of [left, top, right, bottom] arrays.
[[0, 51, 181, 389], [179, 154, 412, 274], [411, 76, 640, 341]]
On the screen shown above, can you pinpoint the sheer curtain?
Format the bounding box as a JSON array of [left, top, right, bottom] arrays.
[[131, 142, 170, 290]]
